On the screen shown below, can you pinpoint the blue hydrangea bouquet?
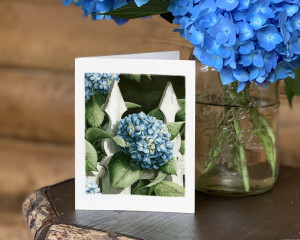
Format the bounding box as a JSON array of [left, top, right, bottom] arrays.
[[65, 0, 300, 195]]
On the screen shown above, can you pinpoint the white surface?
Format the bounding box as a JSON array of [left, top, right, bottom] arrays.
[[75, 51, 195, 213]]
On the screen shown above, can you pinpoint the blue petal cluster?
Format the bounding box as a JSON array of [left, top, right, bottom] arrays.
[[85, 73, 120, 100], [85, 180, 101, 194], [169, 0, 300, 91], [117, 112, 174, 170], [63, 0, 150, 25]]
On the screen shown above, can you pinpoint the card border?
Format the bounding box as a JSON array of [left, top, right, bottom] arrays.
[[75, 57, 195, 213]]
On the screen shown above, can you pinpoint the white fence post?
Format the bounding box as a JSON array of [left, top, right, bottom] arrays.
[[99, 81, 131, 194], [158, 82, 185, 187]]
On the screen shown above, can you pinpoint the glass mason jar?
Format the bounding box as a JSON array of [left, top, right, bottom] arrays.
[[194, 58, 280, 196]]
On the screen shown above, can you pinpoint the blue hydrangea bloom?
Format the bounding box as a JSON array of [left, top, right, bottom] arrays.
[[85, 73, 120, 100], [85, 180, 101, 194], [63, 0, 150, 25], [117, 112, 174, 170], [168, 0, 300, 91]]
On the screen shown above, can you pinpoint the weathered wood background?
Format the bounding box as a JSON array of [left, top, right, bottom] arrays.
[[0, 1, 299, 239]]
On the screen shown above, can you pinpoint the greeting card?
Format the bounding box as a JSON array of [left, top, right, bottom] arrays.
[[75, 51, 195, 213]]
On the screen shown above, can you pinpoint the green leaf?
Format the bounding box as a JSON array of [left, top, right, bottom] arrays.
[[160, 158, 177, 175], [133, 186, 149, 195], [131, 179, 149, 194], [112, 136, 126, 148], [144, 74, 152, 81], [154, 181, 185, 197], [167, 122, 185, 140], [95, 0, 170, 19], [179, 140, 185, 155], [94, 94, 107, 107], [132, 180, 150, 195], [146, 172, 167, 188], [109, 151, 143, 189], [285, 67, 300, 107], [86, 128, 126, 147], [148, 184, 157, 195], [86, 128, 112, 144], [86, 101, 105, 127], [120, 74, 141, 83], [148, 108, 164, 121], [176, 99, 185, 121], [85, 140, 98, 172], [102, 122, 109, 131], [125, 102, 142, 109]]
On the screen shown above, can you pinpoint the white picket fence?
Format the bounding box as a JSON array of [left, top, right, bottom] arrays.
[[86, 81, 185, 194]]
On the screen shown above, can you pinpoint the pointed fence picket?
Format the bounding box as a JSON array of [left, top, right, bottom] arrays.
[[86, 81, 185, 194], [158, 82, 185, 187]]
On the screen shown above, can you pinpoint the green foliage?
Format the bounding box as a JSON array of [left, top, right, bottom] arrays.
[[86, 128, 126, 147], [132, 179, 150, 195], [121, 74, 142, 83], [148, 108, 164, 121], [112, 136, 126, 148], [133, 185, 150, 195], [119, 74, 185, 114], [160, 158, 177, 175], [154, 181, 185, 197], [167, 122, 185, 140], [176, 99, 185, 121], [249, 108, 276, 177], [145, 172, 167, 188], [94, 94, 107, 107], [96, 0, 170, 19], [125, 102, 142, 109], [285, 67, 300, 107], [148, 184, 157, 195], [86, 101, 105, 127], [179, 140, 185, 155], [109, 151, 143, 189], [86, 127, 111, 143], [102, 122, 109, 131], [132, 172, 167, 195], [85, 140, 98, 171]]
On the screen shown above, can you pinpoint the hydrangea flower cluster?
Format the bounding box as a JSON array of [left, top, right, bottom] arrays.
[[85, 180, 101, 194], [169, 0, 300, 91], [63, 0, 149, 25], [85, 73, 120, 100], [117, 112, 174, 170]]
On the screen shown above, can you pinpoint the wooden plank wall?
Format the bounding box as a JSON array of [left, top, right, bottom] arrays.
[[0, 1, 299, 239]]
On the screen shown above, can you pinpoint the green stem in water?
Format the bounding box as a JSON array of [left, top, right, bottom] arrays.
[[249, 108, 276, 177], [203, 107, 230, 175], [242, 86, 276, 177], [232, 109, 250, 192]]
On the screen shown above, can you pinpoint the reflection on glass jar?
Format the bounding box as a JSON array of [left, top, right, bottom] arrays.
[[194, 57, 280, 196]]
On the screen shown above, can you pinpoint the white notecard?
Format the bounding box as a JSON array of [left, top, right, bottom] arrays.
[[75, 51, 195, 213]]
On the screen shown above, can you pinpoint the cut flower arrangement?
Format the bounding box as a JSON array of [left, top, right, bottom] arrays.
[[65, 0, 300, 195]]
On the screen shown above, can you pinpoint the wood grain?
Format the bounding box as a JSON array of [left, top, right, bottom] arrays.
[[0, 67, 74, 144], [278, 96, 300, 166], [46, 224, 137, 240], [0, 1, 192, 71], [0, 138, 73, 240], [0, 138, 74, 199], [22, 167, 300, 240], [0, 213, 32, 240]]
